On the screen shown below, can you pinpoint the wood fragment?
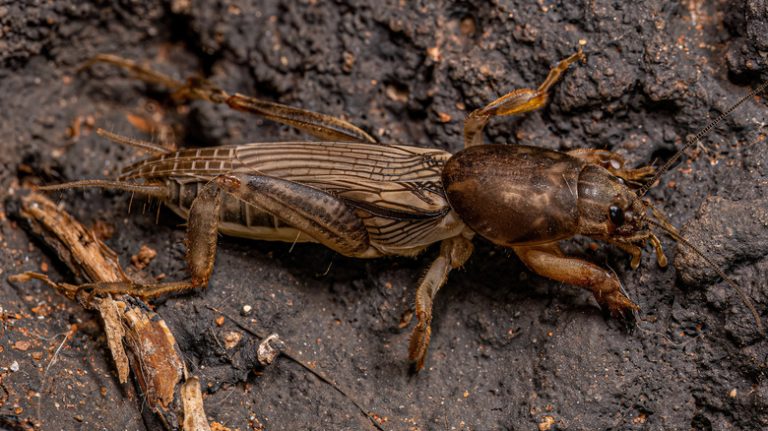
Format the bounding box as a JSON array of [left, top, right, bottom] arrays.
[[122, 301, 184, 408], [94, 298, 130, 383], [13, 191, 125, 284], [9, 191, 210, 430], [181, 378, 212, 431]]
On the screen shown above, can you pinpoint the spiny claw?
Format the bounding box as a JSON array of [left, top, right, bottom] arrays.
[[596, 290, 640, 318], [408, 313, 431, 371]]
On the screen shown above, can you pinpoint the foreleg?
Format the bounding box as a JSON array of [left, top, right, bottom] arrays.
[[513, 242, 639, 314]]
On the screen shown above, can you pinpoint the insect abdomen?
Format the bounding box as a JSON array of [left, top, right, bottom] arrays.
[[442, 144, 584, 246]]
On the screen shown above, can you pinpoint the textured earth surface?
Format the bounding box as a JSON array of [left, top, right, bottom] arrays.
[[1, 1, 767, 430]]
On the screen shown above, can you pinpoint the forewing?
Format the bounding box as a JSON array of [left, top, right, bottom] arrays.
[[121, 142, 458, 250], [122, 142, 450, 213]]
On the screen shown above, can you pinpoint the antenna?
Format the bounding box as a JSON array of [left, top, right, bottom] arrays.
[[634, 80, 768, 334], [646, 218, 764, 334], [637, 80, 768, 197]]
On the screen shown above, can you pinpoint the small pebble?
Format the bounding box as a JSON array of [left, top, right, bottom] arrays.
[[242, 305, 252, 316], [10, 361, 19, 372], [257, 333, 284, 366], [13, 340, 31, 351], [223, 331, 242, 349]]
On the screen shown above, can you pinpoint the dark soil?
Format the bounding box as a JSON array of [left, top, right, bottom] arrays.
[[2, 1, 767, 430]]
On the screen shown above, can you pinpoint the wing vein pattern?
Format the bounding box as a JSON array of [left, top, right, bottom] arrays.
[[120, 142, 463, 253]]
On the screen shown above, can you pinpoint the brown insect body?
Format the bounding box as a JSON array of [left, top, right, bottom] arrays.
[[444, 144, 647, 249], [40, 52, 765, 371]]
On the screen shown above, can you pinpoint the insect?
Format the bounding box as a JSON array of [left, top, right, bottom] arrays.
[[41, 50, 766, 370]]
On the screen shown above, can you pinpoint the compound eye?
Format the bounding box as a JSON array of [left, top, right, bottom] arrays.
[[609, 205, 625, 226]]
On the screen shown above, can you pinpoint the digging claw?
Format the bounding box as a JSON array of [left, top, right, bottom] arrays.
[[596, 290, 640, 319], [408, 313, 431, 371]]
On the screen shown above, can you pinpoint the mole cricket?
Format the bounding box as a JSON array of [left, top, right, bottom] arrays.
[[39, 50, 766, 370]]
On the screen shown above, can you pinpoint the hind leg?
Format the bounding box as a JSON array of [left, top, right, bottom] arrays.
[[85, 54, 376, 143], [74, 183, 223, 298], [46, 168, 382, 300], [464, 49, 584, 148]]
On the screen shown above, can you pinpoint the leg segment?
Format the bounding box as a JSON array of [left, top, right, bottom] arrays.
[[464, 49, 584, 148], [184, 184, 223, 287], [409, 234, 474, 371], [223, 93, 376, 144], [76, 184, 223, 298], [567, 149, 655, 184], [512, 242, 639, 314], [609, 241, 643, 270], [85, 54, 376, 144], [216, 173, 372, 257]]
